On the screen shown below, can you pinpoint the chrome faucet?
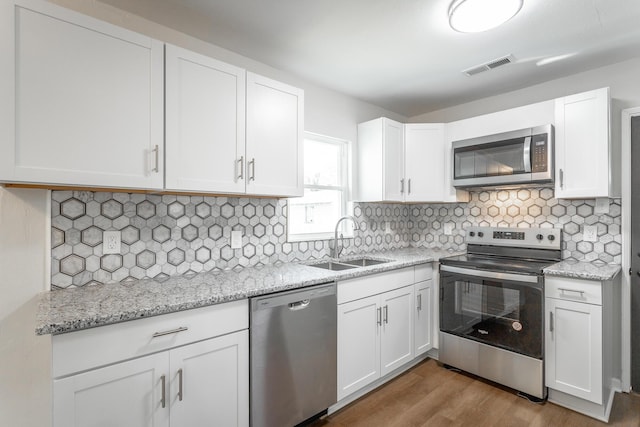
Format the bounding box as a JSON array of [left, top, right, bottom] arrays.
[[332, 215, 360, 258]]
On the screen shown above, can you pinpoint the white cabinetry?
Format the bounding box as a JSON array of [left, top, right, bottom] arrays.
[[0, 0, 164, 190], [357, 118, 448, 202], [165, 44, 246, 194], [337, 265, 434, 402], [414, 264, 433, 356], [246, 72, 304, 197], [554, 87, 613, 198], [52, 301, 249, 427], [545, 274, 619, 422]]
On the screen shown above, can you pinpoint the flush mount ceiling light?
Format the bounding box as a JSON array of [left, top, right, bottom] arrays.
[[449, 0, 523, 33]]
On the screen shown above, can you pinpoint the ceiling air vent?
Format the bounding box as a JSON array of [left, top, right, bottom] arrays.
[[463, 54, 515, 77]]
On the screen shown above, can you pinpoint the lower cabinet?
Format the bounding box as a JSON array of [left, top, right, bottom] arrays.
[[544, 274, 619, 422], [337, 264, 432, 402], [52, 301, 249, 427]]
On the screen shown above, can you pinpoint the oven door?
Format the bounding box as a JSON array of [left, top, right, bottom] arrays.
[[439, 265, 544, 359]]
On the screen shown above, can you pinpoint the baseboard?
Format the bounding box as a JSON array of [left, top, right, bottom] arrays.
[[548, 387, 616, 423], [328, 353, 430, 414]]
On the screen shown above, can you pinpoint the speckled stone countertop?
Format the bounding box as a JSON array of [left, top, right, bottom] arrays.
[[36, 247, 461, 335], [544, 260, 621, 281]]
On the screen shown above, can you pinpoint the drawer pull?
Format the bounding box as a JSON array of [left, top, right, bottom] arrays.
[[152, 326, 189, 338], [558, 288, 585, 297]]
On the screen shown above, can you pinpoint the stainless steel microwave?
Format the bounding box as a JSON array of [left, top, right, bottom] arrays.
[[452, 124, 554, 188]]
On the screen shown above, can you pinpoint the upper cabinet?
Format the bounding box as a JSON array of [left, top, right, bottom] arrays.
[[245, 73, 304, 197], [165, 45, 246, 194], [554, 87, 614, 198], [0, 0, 164, 190], [357, 118, 454, 203], [1, 1, 303, 197]]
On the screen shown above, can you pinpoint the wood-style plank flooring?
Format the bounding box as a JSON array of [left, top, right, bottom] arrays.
[[311, 359, 640, 426]]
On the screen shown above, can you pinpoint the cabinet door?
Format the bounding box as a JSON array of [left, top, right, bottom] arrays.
[[555, 87, 610, 198], [0, 0, 163, 189], [53, 352, 169, 427], [337, 295, 380, 401], [383, 118, 405, 201], [246, 72, 303, 197], [545, 298, 603, 404], [165, 45, 246, 193], [169, 330, 249, 427], [380, 285, 415, 376], [414, 280, 433, 356], [405, 124, 445, 202]]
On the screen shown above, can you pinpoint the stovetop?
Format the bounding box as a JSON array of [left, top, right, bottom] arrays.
[[439, 253, 557, 276]]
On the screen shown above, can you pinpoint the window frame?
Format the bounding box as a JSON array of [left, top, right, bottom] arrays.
[[287, 132, 353, 242]]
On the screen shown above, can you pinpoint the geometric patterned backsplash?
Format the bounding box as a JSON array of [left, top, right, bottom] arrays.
[[50, 188, 621, 289]]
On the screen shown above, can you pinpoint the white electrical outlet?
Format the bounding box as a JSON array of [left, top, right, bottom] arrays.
[[385, 222, 391, 234], [444, 223, 454, 235], [231, 230, 242, 249], [583, 225, 598, 242], [594, 197, 610, 214], [103, 231, 121, 254]]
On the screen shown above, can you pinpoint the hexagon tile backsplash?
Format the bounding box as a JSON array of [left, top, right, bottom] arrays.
[[50, 188, 621, 289]]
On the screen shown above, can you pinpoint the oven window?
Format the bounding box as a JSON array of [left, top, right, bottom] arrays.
[[440, 275, 543, 359]]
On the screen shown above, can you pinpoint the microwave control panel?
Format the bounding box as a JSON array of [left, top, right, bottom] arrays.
[[531, 134, 548, 173]]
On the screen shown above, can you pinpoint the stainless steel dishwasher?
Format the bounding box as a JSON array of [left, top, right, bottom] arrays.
[[250, 282, 337, 427]]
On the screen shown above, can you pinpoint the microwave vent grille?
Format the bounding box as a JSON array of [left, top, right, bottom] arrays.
[[463, 54, 515, 77]]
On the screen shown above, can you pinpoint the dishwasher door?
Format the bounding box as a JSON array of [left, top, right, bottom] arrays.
[[250, 282, 337, 427]]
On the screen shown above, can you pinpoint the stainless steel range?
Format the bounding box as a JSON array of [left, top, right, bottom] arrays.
[[438, 226, 561, 399]]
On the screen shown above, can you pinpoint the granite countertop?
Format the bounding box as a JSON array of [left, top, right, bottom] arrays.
[[544, 260, 621, 281], [36, 247, 461, 335]]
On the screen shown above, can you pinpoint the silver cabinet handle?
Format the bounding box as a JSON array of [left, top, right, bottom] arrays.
[[400, 179, 405, 194], [417, 294, 422, 311], [248, 158, 256, 181], [408, 179, 411, 194], [383, 305, 389, 324], [237, 156, 244, 180], [178, 368, 183, 401], [559, 168, 564, 189], [558, 288, 585, 297], [161, 375, 166, 408], [549, 312, 554, 333], [152, 326, 188, 338], [152, 145, 160, 173], [377, 307, 382, 326]]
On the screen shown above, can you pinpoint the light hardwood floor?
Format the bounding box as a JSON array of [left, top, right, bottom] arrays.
[[312, 359, 640, 426]]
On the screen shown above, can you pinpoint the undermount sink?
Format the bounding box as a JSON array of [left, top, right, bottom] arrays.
[[340, 258, 390, 267], [308, 257, 391, 271], [309, 262, 357, 271]]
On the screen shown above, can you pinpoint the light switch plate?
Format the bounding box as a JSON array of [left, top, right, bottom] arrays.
[[231, 230, 242, 249], [594, 197, 609, 214], [103, 231, 121, 254], [583, 225, 598, 242]]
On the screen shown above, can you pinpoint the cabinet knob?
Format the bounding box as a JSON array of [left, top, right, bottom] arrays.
[[548, 234, 556, 241], [478, 231, 484, 238], [536, 234, 544, 241]]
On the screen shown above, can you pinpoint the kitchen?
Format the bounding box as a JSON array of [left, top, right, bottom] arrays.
[[1, 0, 640, 426]]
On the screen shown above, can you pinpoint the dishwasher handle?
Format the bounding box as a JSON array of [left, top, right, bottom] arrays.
[[288, 299, 310, 311]]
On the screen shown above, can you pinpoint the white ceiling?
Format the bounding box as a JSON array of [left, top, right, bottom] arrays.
[[99, 0, 640, 117]]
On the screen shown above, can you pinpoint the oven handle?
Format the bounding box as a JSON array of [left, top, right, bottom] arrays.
[[440, 265, 539, 284]]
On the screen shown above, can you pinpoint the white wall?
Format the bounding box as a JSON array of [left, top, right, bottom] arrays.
[[0, 188, 51, 427]]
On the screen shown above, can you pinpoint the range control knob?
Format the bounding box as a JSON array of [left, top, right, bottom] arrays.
[[548, 234, 556, 241], [478, 231, 484, 238], [469, 231, 475, 237], [536, 234, 544, 241]]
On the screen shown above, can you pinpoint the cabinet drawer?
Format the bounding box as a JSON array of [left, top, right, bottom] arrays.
[[415, 263, 433, 282], [53, 299, 248, 378], [338, 267, 414, 304], [545, 276, 602, 305]]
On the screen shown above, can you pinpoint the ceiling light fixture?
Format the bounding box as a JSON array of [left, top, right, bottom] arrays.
[[449, 0, 523, 33]]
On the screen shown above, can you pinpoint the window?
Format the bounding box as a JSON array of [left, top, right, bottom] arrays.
[[288, 132, 352, 241]]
